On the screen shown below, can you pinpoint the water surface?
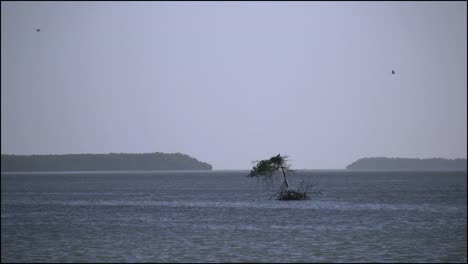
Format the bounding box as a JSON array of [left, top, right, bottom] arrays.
[[1, 170, 466, 262]]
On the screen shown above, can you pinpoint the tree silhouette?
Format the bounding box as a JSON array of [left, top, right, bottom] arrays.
[[249, 154, 310, 200]]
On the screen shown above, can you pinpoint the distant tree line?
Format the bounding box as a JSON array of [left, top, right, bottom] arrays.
[[346, 157, 467, 171], [1, 152, 213, 172]]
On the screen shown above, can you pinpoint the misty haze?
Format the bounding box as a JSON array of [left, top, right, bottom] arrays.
[[1, 2, 466, 263]]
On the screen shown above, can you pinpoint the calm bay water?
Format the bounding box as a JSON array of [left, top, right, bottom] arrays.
[[1, 170, 466, 263]]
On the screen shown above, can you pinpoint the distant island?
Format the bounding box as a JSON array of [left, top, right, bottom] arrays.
[[1, 152, 213, 172], [346, 157, 467, 171]]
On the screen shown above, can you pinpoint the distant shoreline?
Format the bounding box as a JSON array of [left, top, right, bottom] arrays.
[[346, 157, 467, 171], [2, 169, 466, 175], [1, 153, 213, 172]]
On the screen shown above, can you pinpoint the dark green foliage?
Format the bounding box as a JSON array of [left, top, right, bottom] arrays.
[[0, 153, 212, 171], [249, 154, 312, 201], [249, 153, 291, 177], [249, 159, 279, 177]]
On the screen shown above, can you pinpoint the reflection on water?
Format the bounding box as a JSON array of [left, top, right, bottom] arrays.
[[1, 171, 467, 262]]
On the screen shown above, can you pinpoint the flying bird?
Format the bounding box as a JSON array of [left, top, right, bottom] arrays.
[[392, 70, 395, 75], [36, 29, 40, 32]]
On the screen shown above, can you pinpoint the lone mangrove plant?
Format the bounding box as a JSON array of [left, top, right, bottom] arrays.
[[248, 154, 310, 200]]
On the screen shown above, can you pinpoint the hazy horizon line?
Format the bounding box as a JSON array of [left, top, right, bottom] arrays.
[[1, 152, 466, 159]]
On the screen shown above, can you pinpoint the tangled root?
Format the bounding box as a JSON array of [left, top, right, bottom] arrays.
[[275, 189, 310, 200]]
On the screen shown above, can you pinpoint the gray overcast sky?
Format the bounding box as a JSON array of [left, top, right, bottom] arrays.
[[1, 2, 466, 169]]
